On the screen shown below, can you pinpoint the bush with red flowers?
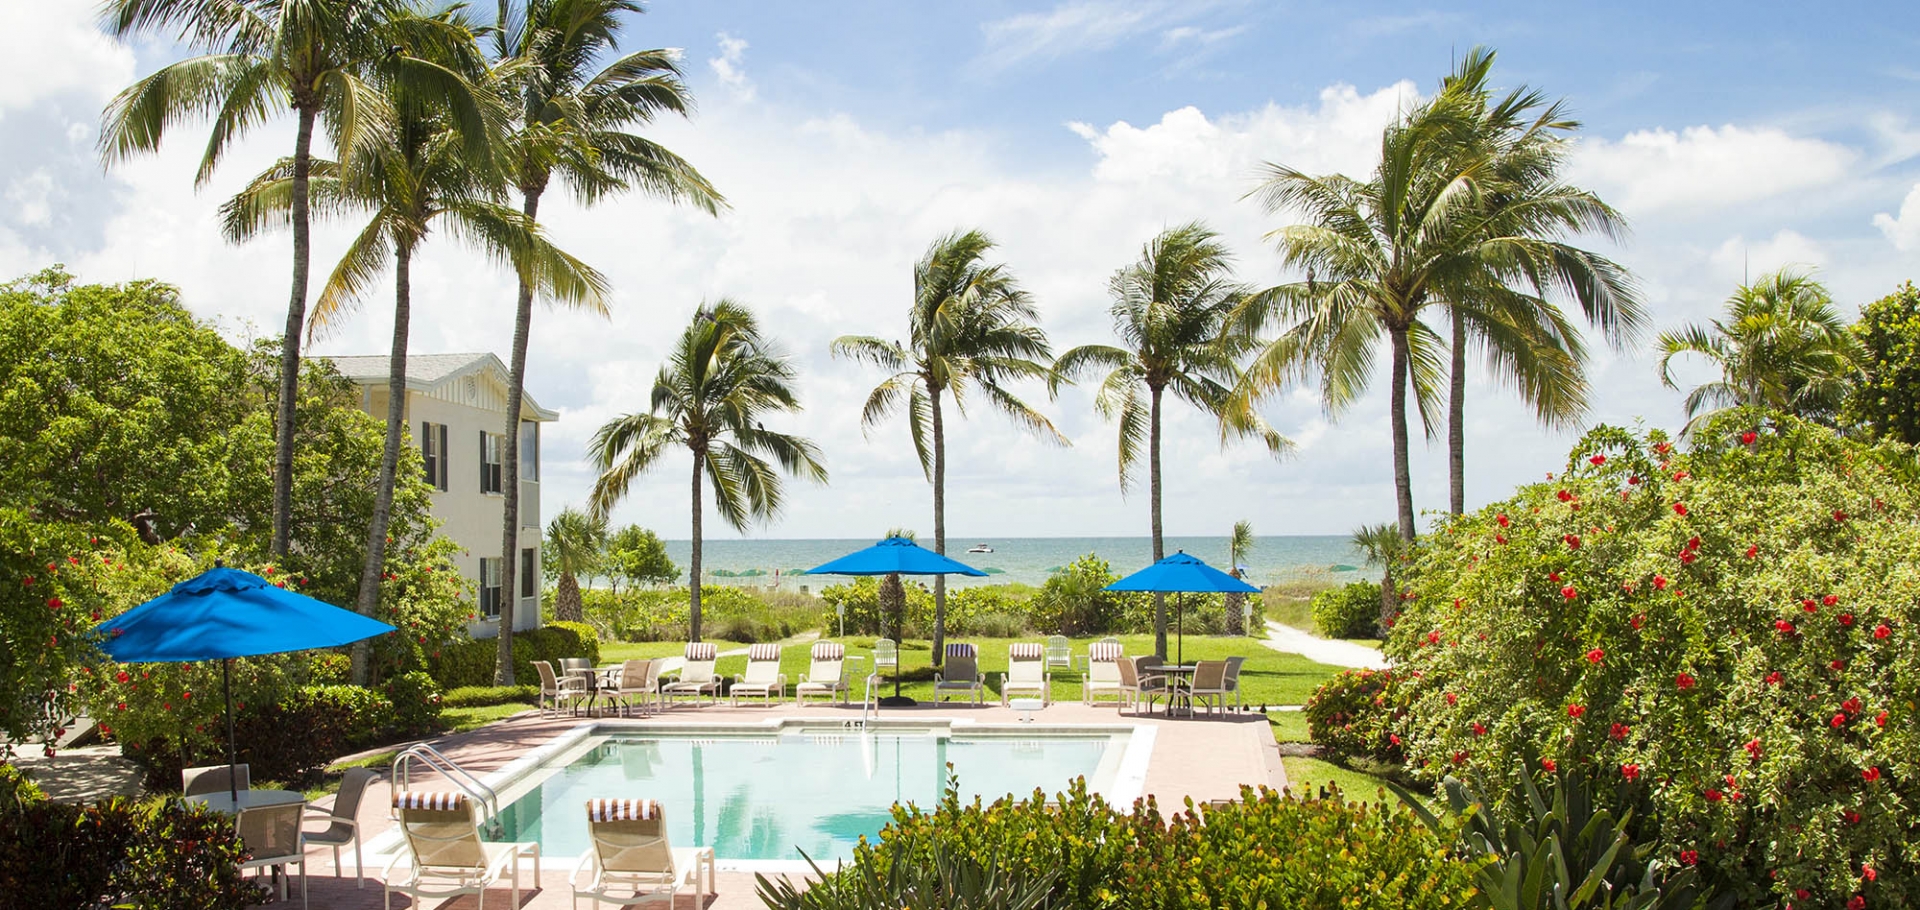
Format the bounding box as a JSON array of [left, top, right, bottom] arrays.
[[1383, 412, 1920, 908], [1303, 668, 1408, 766]]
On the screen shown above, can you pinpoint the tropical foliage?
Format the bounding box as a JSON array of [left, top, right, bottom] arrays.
[[1657, 269, 1861, 433], [588, 301, 826, 640], [604, 524, 678, 590], [543, 506, 608, 623], [1844, 280, 1920, 444]]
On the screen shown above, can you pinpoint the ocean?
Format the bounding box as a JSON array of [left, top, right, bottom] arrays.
[[659, 536, 1368, 589]]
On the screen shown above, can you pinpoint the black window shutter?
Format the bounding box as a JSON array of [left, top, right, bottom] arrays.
[[479, 431, 487, 493], [439, 423, 449, 489]]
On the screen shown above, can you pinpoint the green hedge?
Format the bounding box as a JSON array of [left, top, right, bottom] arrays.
[[122, 682, 407, 790], [426, 621, 600, 688], [442, 684, 540, 707], [1312, 581, 1383, 639], [1304, 668, 1407, 764]]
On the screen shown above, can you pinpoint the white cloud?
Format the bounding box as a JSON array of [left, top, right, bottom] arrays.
[[978, 1, 1165, 70], [1159, 24, 1246, 49], [0, 2, 135, 114], [1872, 183, 1920, 252], [6, 170, 56, 226], [1708, 229, 1828, 276], [1571, 124, 1856, 214], [708, 32, 754, 101]]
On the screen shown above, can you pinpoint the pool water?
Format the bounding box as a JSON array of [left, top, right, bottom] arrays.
[[491, 728, 1128, 861]]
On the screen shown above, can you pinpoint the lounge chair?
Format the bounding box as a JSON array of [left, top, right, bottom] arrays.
[[535, 660, 588, 716], [934, 643, 984, 705], [610, 658, 657, 717], [570, 798, 713, 910], [1117, 655, 1170, 715], [1043, 635, 1072, 671], [303, 766, 375, 888], [238, 798, 307, 907], [731, 644, 786, 705], [1184, 660, 1232, 716], [183, 762, 250, 796], [1082, 641, 1125, 706], [659, 643, 721, 707], [794, 641, 849, 705], [1001, 643, 1050, 706], [383, 791, 539, 910]]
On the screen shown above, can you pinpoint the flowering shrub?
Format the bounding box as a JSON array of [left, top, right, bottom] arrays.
[[1387, 413, 1920, 907], [1304, 668, 1407, 765]]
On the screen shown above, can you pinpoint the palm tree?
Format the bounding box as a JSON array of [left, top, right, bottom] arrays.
[[545, 506, 608, 623], [587, 301, 827, 641], [833, 230, 1063, 662], [99, 0, 485, 558], [223, 21, 608, 681], [1657, 269, 1862, 432], [1054, 223, 1290, 657], [1349, 522, 1404, 635], [1239, 48, 1638, 541], [488, 0, 725, 685], [1224, 519, 1255, 636]]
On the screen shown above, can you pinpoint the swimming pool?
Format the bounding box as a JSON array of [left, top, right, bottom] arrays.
[[481, 720, 1148, 863]]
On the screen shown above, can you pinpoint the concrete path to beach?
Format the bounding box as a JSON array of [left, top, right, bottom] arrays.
[[1260, 620, 1389, 671]]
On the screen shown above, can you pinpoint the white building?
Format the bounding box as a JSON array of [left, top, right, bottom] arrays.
[[325, 353, 551, 636]]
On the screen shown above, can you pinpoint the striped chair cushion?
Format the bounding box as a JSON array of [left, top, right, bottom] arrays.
[[946, 643, 977, 659], [685, 642, 718, 661], [811, 641, 844, 660], [393, 791, 468, 811], [1088, 641, 1125, 661], [586, 798, 658, 822], [748, 643, 782, 661], [1009, 643, 1044, 659]]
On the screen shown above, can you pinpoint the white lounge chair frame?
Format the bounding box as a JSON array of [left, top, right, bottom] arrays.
[[384, 791, 539, 910], [1001, 642, 1050, 706], [660, 643, 721, 707], [934, 643, 984, 705], [731, 644, 786, 705], [570, 799, 713, 910], [794, 641, 849, 705], [1082, 641, 1125, 706], [1043, 635, 1073, 671]]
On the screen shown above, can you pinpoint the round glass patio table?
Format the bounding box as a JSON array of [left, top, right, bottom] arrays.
[[182, 788, 306, 814], [1156, 665, 1198, 717]]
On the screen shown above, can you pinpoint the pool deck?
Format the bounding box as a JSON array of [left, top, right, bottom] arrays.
[[274, 698, 1285, 909]]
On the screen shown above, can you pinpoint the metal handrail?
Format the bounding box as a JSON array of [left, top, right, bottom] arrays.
[[389, 743, 499, 822]]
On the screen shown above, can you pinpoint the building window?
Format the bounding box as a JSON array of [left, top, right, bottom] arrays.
[[421, 421, 449, 490], [521, 547, 537, 598], [480, 432, 504, 494], [519, 420, 540, 482], [479, 557, 503, 618]]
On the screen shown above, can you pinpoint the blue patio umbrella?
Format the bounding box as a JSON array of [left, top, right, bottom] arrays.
[[806, 537, 986, 706], [96, 566, 397, 798], [1107, 551, 1258, 666]]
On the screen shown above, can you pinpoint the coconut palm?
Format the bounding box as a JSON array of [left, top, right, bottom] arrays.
[[487, 0, 724, 684], [1239, 48, 1638, 541], [99, 0, 489, 559], [587, 300, 828, 641], [1055, 223, 1289, 657], [833, 230, 1063, 662], [545, 506, 608, 623], [222, 24, 608, 680], [1224, 519, 1255, 636], [1657, 269, 1862, 433], [1349, 522, 1404, 635]]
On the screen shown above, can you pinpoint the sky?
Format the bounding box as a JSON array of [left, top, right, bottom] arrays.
[[5, 0, 1920, 542]]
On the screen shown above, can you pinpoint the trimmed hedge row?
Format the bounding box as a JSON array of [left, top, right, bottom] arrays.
[[426, 621, 600, 688]]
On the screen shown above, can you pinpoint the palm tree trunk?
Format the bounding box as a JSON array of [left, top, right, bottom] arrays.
[[928, 383, 947, 667], [271, 104, 318, 559], [1149, 383, 1167, 659], [351, 242, 414, 685], [493, 189, 543, 687], [1389, 325, 1417, 541], [555, 572, 582, 624], [1448, 310, 1467, 516], [689, 447, 704, 643]]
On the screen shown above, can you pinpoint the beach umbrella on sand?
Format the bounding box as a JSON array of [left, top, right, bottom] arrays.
[[806, 537, 986, 707], [1106, 551, 1258, 666], [95, 566, 396, 801]]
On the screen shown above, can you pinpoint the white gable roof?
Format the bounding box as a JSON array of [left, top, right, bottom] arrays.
[[320, 352, 559, 421]]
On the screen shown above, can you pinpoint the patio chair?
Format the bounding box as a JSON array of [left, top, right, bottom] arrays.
[[182, 762, 249, 796], [561, 657, 592, 673], [610, 658, 657, 717], [1116, 655, 1169, 715], [1083, 641, 1125, 706], [238, 798, 308, 907], [1001, 643, 1050, 706], [1184, 660, 1231, 716], [535, 660, 588, 716], [660, 643, 721, 707], [795, 641, 849, 705], [871, 638, 898, 680], [731, 644, 786, 706], [383, 791, 539, 910], [570, 799, 713, 910], [1043, 635, 1072, 671], [934, 643, 984, 705], [302, 766, 375, 888], [1220, 656, 1246, 713]]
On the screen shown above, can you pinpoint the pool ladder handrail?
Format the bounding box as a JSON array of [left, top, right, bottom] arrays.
[[390, 743, 500, 825]]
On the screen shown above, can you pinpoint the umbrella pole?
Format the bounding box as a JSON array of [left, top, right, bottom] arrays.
[[1176, 594, 1184, 668], [223, 658, 237, 803]]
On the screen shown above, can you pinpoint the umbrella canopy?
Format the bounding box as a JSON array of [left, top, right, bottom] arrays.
[[97, 567, 397, 662], [1106, 551, 1258, 595], [804, 537, 988, 578]]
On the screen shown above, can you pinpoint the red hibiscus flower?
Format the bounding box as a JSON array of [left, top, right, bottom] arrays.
[[1628, 475, 1641, 485], [1679, 849, 1697, 866], [1653, 574, 1669, 590], [1589, 455, 1606, 465], [1610, 722, 1631, 741], [1834, 510, 1848, 522], [1445, 692, 1458, 706], [1451, 751, 1469, 765], [1832, 660, 1847, 671], [1680, 550, 1698, 564], [1672, 502, 1689, 516], [1549, 571, 1562, 582], [1566, 703, 1586, 718], [1823, 594, 1839, 606], [1561, 585, 1578, 599], [1586, 648, 1605, 664], [1848, 896, 1866, 910], [1675, 672, 1696, 690], [1705, 788, 1723, 802], [1496, 513, 1511, 527], [1741, 431, 1757, 444], [1744, 545, 1758, 559], [1874, 624, 1892, 639], [1745, 738, 1762, 760], [1654, 441, 1672, 455], [1427, 630, 1441, 644], [1876, 711, 1888, 727], [1840, 613, 1855, 627], [1775, 620, 1796, 635], [1472, 723, 1487, 736], [1621, 763, 1641, 781], [1864, 865, 1878, 882], [1765, 671, 1783, 686], [1557, 489, 1574, 502], [1495, 534, 1507, 545], [1541, 758, 1557, 772], [1843, 697, 1862, 715], [1863, 766, 1881, 782], [115, 671, 129, 683], [1631, 614, 1646, 631], [21, 576, 31, 586], [1564, 534, 1582, 549], [1388, 733, 1401, 745], [1803, 599, 1819, 613], [1844, 811, 1861, 824], [46, 597, 62, 610], [1831, 714, 1848, 728]]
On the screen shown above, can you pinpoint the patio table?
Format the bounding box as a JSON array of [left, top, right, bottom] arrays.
[[183, 788, 306, 814]]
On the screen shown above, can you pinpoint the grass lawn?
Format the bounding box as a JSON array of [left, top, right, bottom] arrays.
[[608, 634, 1341, 707], [442, 702, 535, 734], [1282, 756, 1401, 803], [1268, 710, 1311, 743]]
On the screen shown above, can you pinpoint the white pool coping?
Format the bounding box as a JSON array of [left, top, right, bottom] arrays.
[[367, 716, 1156, 873]]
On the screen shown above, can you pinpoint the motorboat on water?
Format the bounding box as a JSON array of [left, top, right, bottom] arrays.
[[967, 543, 994, 554]]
